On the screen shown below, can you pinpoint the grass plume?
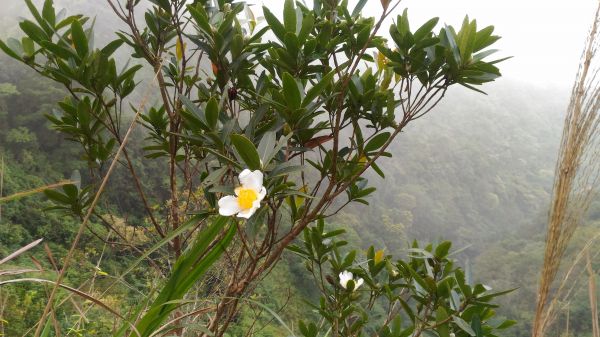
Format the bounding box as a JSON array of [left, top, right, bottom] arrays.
[[532, 3, 600, 336]]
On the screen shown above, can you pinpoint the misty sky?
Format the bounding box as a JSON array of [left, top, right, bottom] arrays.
[[252, 0, 597, 89]]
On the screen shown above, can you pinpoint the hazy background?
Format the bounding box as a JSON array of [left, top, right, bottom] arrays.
[[1, 1, 599, 336], [253, 0, 597, 88]]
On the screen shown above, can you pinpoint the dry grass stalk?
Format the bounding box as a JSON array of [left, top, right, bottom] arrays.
[[565, 302, 570, 337], [532, 3, 600, 337], [587, 250, 599, 337], [544, 232, 600, 325], [0, 180, 73, 204], [0, 155, 4, 222]]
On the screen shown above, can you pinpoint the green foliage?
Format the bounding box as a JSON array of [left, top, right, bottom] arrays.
[[0, 0, 509, 336], [124, 216, 236, 337], [289, 220, 514, 337]]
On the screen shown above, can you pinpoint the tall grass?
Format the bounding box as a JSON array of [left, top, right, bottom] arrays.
[[0, 156, 4, 222], [532, 3, 600, 336], [586, 251, 599, 337]]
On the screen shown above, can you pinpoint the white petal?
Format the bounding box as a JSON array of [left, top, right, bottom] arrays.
[[340, 271, 352, 280], [238, 169, 252, 179], [237, 205, 258, 219], [218, 196, 241, 216], [234, 186, 244, 196], [257, 186, 267, 201], [339, 271, 352, 288], [355, 278, 364, 290], [239, 170, 263, 191]]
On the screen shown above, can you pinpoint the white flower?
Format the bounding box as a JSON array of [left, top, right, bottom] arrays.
[[339, 270, 364, 291], [322, 239, 332, 246], [218, 169, 267, 219]]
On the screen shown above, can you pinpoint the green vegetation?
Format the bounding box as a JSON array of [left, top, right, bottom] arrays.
[[0, 0, 596, 337]]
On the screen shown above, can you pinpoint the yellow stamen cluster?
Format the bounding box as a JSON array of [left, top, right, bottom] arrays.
[[237, 188, 258, 210]]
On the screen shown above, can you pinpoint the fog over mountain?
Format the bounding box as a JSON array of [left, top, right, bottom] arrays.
[[0, 1, 597, 336]]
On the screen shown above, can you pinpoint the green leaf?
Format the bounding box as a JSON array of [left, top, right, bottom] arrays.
[[473, 25, 497, 52], [476, 287, 517, 301], [436, 307, 450, 337], [0, 39, 22, 60], [70, 20, 88, 57], [283, 0, 296, 33], [128, 217, 235, 337], [230, 134, 261, 170], [453, 316, 476, 336], [442, 25, 461, 67], [282, 72, 302, 109], [42, 0, 56, 27], [187, 5, 212, 35], [364, 132, 390, 153], [180, 96, 208, 127], [39, 318, 52, 337], [21, 37, 35, 57], [19, 20, 49, 43], [352, 0, 368, 17], [263, 7, 286, 42], [303, 70, 334, 107], [205, 97, 219, 129], [24, 0, 52, 35], [39, 41, 78, 60], [298, 14, 314, 45], [434, 241, 452, 258], [414, 17, 439, 42], [257, 131, 276, 166], [43, 189, 71, 205], [471, 314, 483, 337], [101, 39, 124, 57], [496, 320, 517, 330], [458, 18, 476, 64]]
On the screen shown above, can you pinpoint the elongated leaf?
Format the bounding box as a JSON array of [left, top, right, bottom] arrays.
[[130, 217, 235, 337], [282, 72, 302, 109], [187, 5, 212, 35], [180, 95, 208, 126], [414, 17, 439, 42], [101, 39, 124, 57], [205, 97, 219, 129], [257, 131, 276, 166], [263, 7, 286, 42], [303, 70, 334, 107], [24, 0, 53, 35], [231, 134, 261, 170], [19, 20, 48, 43], [22, 37, 34, 57], [453, 316, 476, 336], [352, 0, 368, 17], [39, 40, 79, 60], [365, 132, 390, 152], [0, 39, 22, 60], [111, 215, 212, 314], [436, 307, 450, 337], [283, 0, 296, 33], [42, 0, 56, 27], [71, 20, 88, 57]]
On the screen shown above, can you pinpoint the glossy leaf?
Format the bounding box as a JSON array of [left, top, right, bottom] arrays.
[[231, 134, 262, 170]]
